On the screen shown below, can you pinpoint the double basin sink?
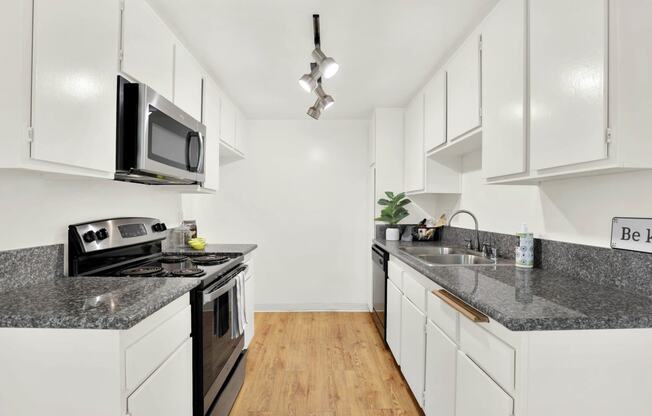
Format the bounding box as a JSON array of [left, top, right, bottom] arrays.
[[399, 246, 496, 266]]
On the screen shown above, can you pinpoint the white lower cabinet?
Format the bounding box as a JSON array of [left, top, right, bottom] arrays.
[[244, 263, 256, 348], [456, 351, 514, 416], [400, 298, 426, 407], [0, 295, 192, 416], [424, 321, 456, 416], [127, 338, 193, 416], [386, 278, 402, 363]]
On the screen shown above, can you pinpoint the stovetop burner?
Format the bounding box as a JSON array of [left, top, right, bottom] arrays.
[[120, 266, 165, 277], [170, 268, 205, 277], [159, 255, 189, 264], [191, 255, 230, 266]]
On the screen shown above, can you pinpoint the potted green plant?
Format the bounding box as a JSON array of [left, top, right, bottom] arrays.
[[375, 191, 411, 241]]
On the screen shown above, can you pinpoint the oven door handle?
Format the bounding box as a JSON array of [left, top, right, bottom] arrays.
[[203, 278, 236, 304]]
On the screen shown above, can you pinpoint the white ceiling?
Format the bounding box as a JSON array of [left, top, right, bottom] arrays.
[[149, 0, 498, 120]]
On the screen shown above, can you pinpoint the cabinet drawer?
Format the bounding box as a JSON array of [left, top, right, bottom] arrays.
[[387, 260, 403, 290], [126, 306, 192, 392], [459, 317, 515, 392], [456, 351, 513, 416], [402, 270, 426, 312], [427, 291, 459, 342]]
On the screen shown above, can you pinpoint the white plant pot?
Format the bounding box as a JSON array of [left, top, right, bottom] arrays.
[[386, 227, 400, 241]]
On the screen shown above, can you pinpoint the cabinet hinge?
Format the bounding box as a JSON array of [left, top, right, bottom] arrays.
[[119, 0, 125, 11], [27, 127, 34, 142], [478, 36, 483, 52], [118, 49, 124, 62], [605, 128, 612, 144]]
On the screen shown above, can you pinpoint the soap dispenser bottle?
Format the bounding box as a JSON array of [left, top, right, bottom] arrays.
[[515, 223, 534, 268]]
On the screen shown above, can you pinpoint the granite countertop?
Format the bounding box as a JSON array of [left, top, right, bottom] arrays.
[[0, 277, 199, 330], [171, 243, 258, 256], [374, 238, 652, 331]]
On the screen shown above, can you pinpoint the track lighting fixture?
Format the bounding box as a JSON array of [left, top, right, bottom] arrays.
[[299, 14, 338, 119], [307, 98, 323, 120], [312, 48, 339, 79], [299, 65, 320, 93], [315, 85, 334, 110]]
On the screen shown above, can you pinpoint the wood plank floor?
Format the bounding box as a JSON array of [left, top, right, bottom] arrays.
[[230, 312, 422, 416]]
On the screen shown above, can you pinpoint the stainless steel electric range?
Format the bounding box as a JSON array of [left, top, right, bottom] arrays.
[[68, 217, 247, 416]]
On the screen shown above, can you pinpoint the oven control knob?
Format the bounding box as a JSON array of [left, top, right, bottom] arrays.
[[96, 228, 109, 240], [82, 230, 96, 243], [152, 223, 163, 232], [160, 223, 167, 231]]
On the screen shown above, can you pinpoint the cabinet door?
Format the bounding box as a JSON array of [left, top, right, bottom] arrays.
[[424, 70, 447, 152], [400, 298, 426, 407], [244, 274, 255, 349], [127, 338, 193, 416], [386, 279, 402, 364], [404, 94, 425, 193], [121, 0, 174, 100], [530, 0, 608, 170], [30, 0, 120, 173], [220, 96, 237, 148], [456, 352, 513, 416], [424, 322, 456, 416], [202, 77, 221, 190], [173, 43, 203, 121], [447, 32, 481, 140], [482, 0, 527, 179]]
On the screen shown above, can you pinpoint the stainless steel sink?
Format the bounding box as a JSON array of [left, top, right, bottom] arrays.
[[418, 254, 496, 266], [399, 246, 466, 256]]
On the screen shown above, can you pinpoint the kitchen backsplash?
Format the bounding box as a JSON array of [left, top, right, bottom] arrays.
[[0, 244, 63, 292], [375, 224, 652, 297]]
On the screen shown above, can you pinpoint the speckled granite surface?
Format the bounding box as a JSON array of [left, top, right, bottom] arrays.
[[168, 243, 258, 256], [0, 277, 199, 329], [0, 244, 63, 291], [374, 238, 652, 331]]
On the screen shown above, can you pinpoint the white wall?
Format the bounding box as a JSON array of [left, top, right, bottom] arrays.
[[435, 149, 652, 248], [183, 120, 369, 310], [0, 170, 182, 253]]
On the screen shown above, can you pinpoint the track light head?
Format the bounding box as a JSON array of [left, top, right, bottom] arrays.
[[307, 98, 323, 120], [298, 65, 320, 93], [312, 48, 339, 79], [315, 85, 335, 110]]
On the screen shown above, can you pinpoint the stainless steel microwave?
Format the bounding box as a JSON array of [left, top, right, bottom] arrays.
[[116, 76, 206, 185]]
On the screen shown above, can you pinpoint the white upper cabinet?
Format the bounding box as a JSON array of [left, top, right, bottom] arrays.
[[220, 95, 237, 149], [447, 31, 482, 141], [202, 77, 221, 190], [424, 70, 447, 153], [368, 113, 376, 166], [173, 43, 203, 121], [121, 0, 175, 100], [30, 0, 120, 174], [404, 93, 425, 193], [482, 0, 527, 179], [530, 0, 608, 171]]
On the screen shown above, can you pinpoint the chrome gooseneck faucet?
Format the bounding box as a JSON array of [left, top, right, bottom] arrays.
[[448, 210, 481, 252]]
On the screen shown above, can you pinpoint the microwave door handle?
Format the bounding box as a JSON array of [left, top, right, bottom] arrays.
[[186, 132, 201, 173], [197, 132, 205, 173]]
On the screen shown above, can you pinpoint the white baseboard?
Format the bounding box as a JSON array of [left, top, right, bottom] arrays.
[[255, 303, 370, 312]]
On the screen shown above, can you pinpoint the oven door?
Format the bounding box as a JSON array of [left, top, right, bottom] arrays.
[[137, 84, 205, 183], [201, 266, 247, 414]]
